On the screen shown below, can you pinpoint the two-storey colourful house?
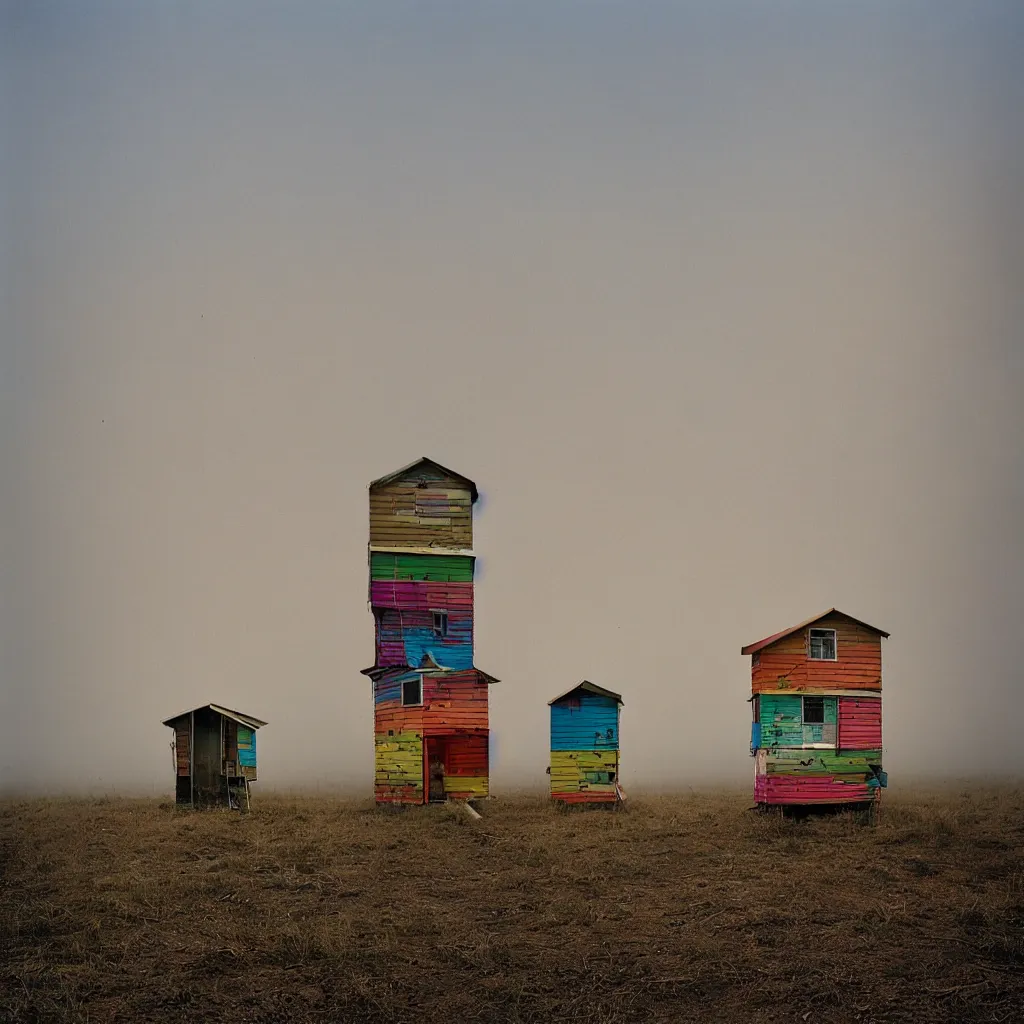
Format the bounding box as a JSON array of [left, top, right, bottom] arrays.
[[743, 609, 889, 806]]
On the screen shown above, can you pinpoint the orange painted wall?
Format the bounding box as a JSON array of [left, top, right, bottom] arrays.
[[751, 614, 882, 693]]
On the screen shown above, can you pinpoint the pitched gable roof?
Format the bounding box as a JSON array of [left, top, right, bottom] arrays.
[[161, 703, 267, 729], [548, 680, 623, 706], [741, 608, 890, 656], [369, 457, 478, 502]]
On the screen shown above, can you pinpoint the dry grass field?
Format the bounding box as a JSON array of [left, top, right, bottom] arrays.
[[1, 786, 1022, 1023]]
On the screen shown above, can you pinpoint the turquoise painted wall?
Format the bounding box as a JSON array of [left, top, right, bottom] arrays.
[[759, 694, 837, 748]]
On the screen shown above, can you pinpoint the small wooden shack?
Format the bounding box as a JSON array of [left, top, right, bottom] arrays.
[[162, 703, 267, 809], [743, 609, 888, 807], [362, 457, 499, 805], [549, 681, 623, 805]]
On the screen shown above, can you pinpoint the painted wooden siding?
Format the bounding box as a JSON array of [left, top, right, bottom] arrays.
[[374, 731, 423, 803], [758, 694, 837, 748], [174, 720, 190, 776], [550, 695, 620, 750], [550, 693, 621, 804], [751, 615, 882, 693], [237, 726, 256, 768], [367, 462, 489, 805], [838, 695, 882, 750], [423, 672, 489, 733], [442, 735, 489, 799], [550, 750, 619, 803], [369, 472, 473, 550], [376, 609, 474, 670], [755, 748, 882, 804], [374, 671, 489, 734], [370, 580, 474, 612], [370, 551, 474, 582]]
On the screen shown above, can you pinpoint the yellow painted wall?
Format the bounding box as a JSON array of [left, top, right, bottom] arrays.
[[550, 749, 619, 796]]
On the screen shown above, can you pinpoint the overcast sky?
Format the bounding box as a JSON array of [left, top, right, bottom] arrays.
[[2, 1, 1022, 794]]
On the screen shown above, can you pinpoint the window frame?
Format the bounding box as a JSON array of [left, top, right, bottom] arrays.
[[431, 609, 449, 638], [808, 627, 838, 661], [401, 675, 424, 708], [801, 695, 826, 724]]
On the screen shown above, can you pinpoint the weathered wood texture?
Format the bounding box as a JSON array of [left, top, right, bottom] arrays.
[[370, 551, 474, 582], [368, 460, 495, 802], [369, 466, 473, 550], [366, 460, 492, 805], [166, 709, 261, 806], [173, 720, 189, 777], [838, 695, 882, 750], [549, 691, 621, 805], [758, 694, 838, 747], [748, 611, 886, 807], [751, 614, 882, 693]]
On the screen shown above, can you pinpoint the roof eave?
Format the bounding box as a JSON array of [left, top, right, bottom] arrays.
[[368, 457, 478, 502], [161, 703, 267, 729], [741, 608, 890, 656], [548, 680, 623, 706]]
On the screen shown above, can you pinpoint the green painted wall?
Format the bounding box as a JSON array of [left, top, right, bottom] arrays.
[[760, 694, 838, 747], [370, 551, 474, 582]]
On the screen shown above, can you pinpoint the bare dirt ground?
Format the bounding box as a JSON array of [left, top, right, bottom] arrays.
[[1, 786, 1022, 1023]]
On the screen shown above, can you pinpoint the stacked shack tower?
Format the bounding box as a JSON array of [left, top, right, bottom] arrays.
[[362, 458, 498, 805], [744, 609, 889, 807]]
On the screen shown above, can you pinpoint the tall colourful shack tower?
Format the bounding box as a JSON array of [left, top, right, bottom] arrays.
[[361, 458, 498, 805]]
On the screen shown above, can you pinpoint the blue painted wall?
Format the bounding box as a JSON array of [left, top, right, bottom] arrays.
[[551, 694, 620, 751], [237, 726, 256, 767]]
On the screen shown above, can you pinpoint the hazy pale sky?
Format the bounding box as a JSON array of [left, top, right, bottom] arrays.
[[3, 2, 1022, 794]]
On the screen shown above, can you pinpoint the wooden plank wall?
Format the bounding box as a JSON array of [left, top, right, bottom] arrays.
[[368, 463, 490, 804], [750, 614, 883, 806], [372, 578, 474, 671], [838, 695, 882, 750], [550, 694, 620, 804], [374, 730, 424, 803], [372, 669, 491, 803], [370, 552, 474, 582], [759, 694, 838, 747], [442, 735, 489, 799], [174, 720, 190, 777], [751, 615, 882, 693], [369, 467, 473, 550]]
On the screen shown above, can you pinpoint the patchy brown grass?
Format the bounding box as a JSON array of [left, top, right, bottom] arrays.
[[1, 786, 1022, 1023]]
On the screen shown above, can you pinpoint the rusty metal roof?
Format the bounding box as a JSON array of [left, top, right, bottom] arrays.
[[368, 457, 478, 502], [161, 703, 268, 729], [741, 608, 890, 656], [548, 680, 623, 706]]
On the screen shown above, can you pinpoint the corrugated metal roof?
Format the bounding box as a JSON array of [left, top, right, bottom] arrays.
[[368, 457, 479, 502], [548, 680, 624, 706], [161, 703, 268, 729], [740, 608, 890, 656]]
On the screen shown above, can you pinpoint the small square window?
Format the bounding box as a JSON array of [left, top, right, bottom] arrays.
[[401, 678, 423, 707], [431, 610, 448, 638], [809, 628, 837, 660], [802, 695, 825, 724]]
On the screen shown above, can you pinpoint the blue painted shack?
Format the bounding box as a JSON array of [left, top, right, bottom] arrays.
[[548, 681, 623, 805]]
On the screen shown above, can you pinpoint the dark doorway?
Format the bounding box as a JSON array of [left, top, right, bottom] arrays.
[[426, 738, 447, 803]]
